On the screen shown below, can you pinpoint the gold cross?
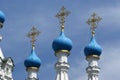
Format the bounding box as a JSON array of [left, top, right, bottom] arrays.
[[56, 6, 70, 31], [27, 26, 40, 47], [87, 12, 102, 35]]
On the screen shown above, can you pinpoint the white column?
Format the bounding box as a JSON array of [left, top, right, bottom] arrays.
[[86, 57, 100, 80], [55, 52, 69, 80], [64, 71, 69, 80], [26, 67, 38, 80], [0, 35, 4, 59]]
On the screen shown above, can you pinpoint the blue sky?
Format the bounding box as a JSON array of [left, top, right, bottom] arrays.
[[0, 0, 120, 80]]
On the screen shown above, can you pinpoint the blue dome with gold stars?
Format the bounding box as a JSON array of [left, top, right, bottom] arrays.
[[24, 48, 41, 68], [52, 32, 72, 52], [84, 36, 102, 56], [0, 11, 5, 23]]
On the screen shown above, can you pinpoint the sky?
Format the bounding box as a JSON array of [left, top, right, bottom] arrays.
[[0, 0, 120, 80]]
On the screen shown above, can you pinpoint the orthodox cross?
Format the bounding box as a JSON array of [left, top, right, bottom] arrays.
[[87, 12, 102, 35], [27, 26, 40, 48], [56, 6, 70, 31]]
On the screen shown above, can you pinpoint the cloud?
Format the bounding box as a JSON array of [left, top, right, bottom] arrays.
[[100, 41, 120, 80], [92, 5, 120, 26]]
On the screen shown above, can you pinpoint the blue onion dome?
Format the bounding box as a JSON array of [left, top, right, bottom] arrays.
[[52, 31, 73, 53], [0, 11, 5, 23], [84, 36, 102, 56], [24, 48, 41, 68]]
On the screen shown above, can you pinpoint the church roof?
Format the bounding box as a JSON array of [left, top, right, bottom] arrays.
[[84, 36, 102, 56], [52, 31, 72, 53], [0, 11, 5, 23], [24, 48, 41, 68]]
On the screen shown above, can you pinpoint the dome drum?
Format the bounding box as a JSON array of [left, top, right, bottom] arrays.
[[26, 67, 39, 71], [55, 50, 70, 56], [86, 55, 100, 60]]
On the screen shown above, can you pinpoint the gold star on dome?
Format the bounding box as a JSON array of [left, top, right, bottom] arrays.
[[87, 12, 102, 36], [27, 26, 40, 48]]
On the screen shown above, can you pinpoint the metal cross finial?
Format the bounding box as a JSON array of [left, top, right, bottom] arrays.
[[56, 6, 70, 31], [27, 26, 40, 48], [87, 12, 102, 36]]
